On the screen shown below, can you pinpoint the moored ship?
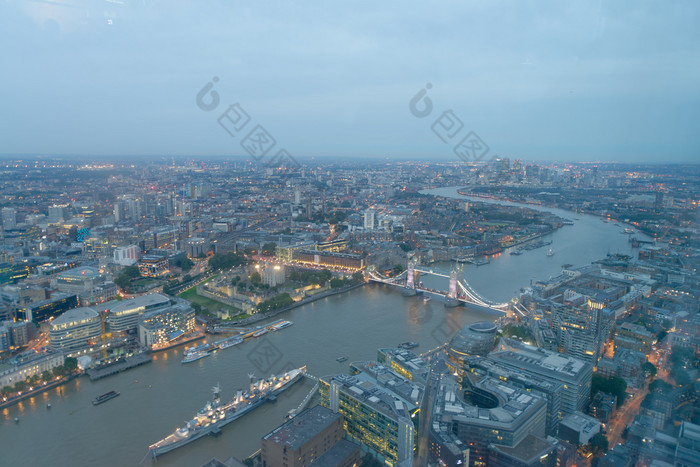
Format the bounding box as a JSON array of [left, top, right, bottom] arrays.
[[148, 367, 306, 458], [93, 390, 120, 406]]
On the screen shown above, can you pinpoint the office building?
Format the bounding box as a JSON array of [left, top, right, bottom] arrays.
[[433, 374, 547, 467], [138, 302, 195, 350], [138, 255, 169, 277], [488, 339, 592, 416], [49, 307, 102, 352], [447, 321, 498, 361], [113, 245, 140, 266], [261, 405, 361, 467], [16, 292, 78, 323], [2, 207, 17, 230], [558, 412, 600, 445], [0, 348, 65, 388], [186, 237, 207, 258], [319, 363, 420, 466], [363, 208, 375, 230], [106, 293, 171, 334]]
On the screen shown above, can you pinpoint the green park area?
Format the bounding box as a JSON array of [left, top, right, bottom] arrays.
[[178, 282, 248, 320]]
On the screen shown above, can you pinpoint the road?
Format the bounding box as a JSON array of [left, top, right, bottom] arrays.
[[607, 383, 648, 447]]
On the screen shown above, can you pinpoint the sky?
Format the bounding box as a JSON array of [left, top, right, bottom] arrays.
[[0, 0, 698, 162]]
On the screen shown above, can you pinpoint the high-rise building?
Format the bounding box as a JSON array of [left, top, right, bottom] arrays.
[[48, 204, 68, 224], [488, 340, 593, 416], [2, 207, 17, 230], [49, 307, 102, 352], [319, 362, 421, 466], [363, 208, 375, 230]]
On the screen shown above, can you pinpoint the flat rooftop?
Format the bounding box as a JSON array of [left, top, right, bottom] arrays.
[[262, 405, 341, 451]]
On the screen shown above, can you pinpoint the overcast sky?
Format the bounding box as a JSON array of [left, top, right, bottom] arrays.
[[0, 1, 698, 162]]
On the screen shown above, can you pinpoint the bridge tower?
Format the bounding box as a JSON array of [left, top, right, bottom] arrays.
[[406, 260, 415, 289], [444, 267, 460, 307]]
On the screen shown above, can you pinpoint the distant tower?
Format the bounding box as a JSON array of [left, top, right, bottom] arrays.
[[363, 208, 375, 230], [1, 207, 16, 230], [294, 187, 301, 205]]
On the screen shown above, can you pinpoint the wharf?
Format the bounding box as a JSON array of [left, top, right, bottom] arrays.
[[86, 354, 152, 381]]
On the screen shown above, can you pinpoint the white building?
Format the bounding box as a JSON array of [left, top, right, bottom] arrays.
[[0, 349, 65, 388], [113, 245, 140, 266], [49, 307, 101, 353], [106, 293, 171, 333]]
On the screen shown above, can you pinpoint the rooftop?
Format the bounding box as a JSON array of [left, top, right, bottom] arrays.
[[262, 405, 341, 451], [51, 307, 99, 326]]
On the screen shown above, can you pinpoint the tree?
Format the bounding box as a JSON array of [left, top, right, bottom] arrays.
[[352, 271, 364, 283], [209, 252, 247, 270], [14, 381, 28, 393], [250, 272, 261, 285], [261, 242, 277, 257], [64, 357, 78, 373], [52, 365, 65, 377], [122, 266, 140, 278], [649, 378, 672, 394], [393, 264, 405, 275], [589, 432, 609, 456], [642, 362, 657, 378], [1, 385, 12, 397], [592, 374, 627, 407], [41, 370, 53, 382], [179, 256, 194, 272]]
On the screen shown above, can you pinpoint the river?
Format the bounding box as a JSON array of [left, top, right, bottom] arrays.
[[0, 186, 646, 467]]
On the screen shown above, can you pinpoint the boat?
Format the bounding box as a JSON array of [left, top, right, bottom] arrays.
[[423, 296, 431, 303], [93, 390, 120, 406], [510, 250, 523, 256], [252, 328, 268, 338], [474, 258, 490, 266], [399, 342, 419, 350], [215, 336, 244, 350], [546, 248, 555, 257], [336, 356, 348, 362], [14, 417, 19, 423], [148, 367, 306, 458], [47, 403, 51, 409], [182, 350, 211, 363], [270, 320, 293, 331]]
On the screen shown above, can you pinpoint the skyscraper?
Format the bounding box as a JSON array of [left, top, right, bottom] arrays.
[[1, 207, 16, 230], [363, 208, 375, 230]]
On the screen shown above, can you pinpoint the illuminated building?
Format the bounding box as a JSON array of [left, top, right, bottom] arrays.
[[261, 265, 285, 287], [137, 255, 169, 277], [432, 374, 547, 467], [447, 322, 498, 362], [49, 307, 101, 352], [319, 362, 421, 466], [0, 349, 64, 388], [488, 339, 592, 416], [106, 293, 171, 334], [137, 302, 195, 350], [296, 250, 364, 270], [113, 245, 140, 266], [16, 292, 78, 323]]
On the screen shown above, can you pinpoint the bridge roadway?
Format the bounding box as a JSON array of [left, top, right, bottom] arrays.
[[367, 269, 511, 313]]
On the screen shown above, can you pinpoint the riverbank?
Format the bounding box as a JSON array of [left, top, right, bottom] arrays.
[[0, 373, 80, 411], [223, 281, 366, 328]]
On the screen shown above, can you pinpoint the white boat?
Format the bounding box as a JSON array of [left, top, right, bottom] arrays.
[[182, 350, 211, 363], [215, 336, 244, 350], [546, 248, 555, 257], [252, 329, 268, 338]]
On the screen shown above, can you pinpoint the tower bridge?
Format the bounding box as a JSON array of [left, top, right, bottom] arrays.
[[368, 260, 515, 314]]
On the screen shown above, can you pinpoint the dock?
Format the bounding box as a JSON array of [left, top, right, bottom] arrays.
[[87, 354, 152, 381]]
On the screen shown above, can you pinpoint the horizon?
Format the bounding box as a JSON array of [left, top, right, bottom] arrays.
[[1, 1, 699, 163]]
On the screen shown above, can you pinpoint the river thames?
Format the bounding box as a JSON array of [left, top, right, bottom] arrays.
[[0, 187, 647, 467]]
